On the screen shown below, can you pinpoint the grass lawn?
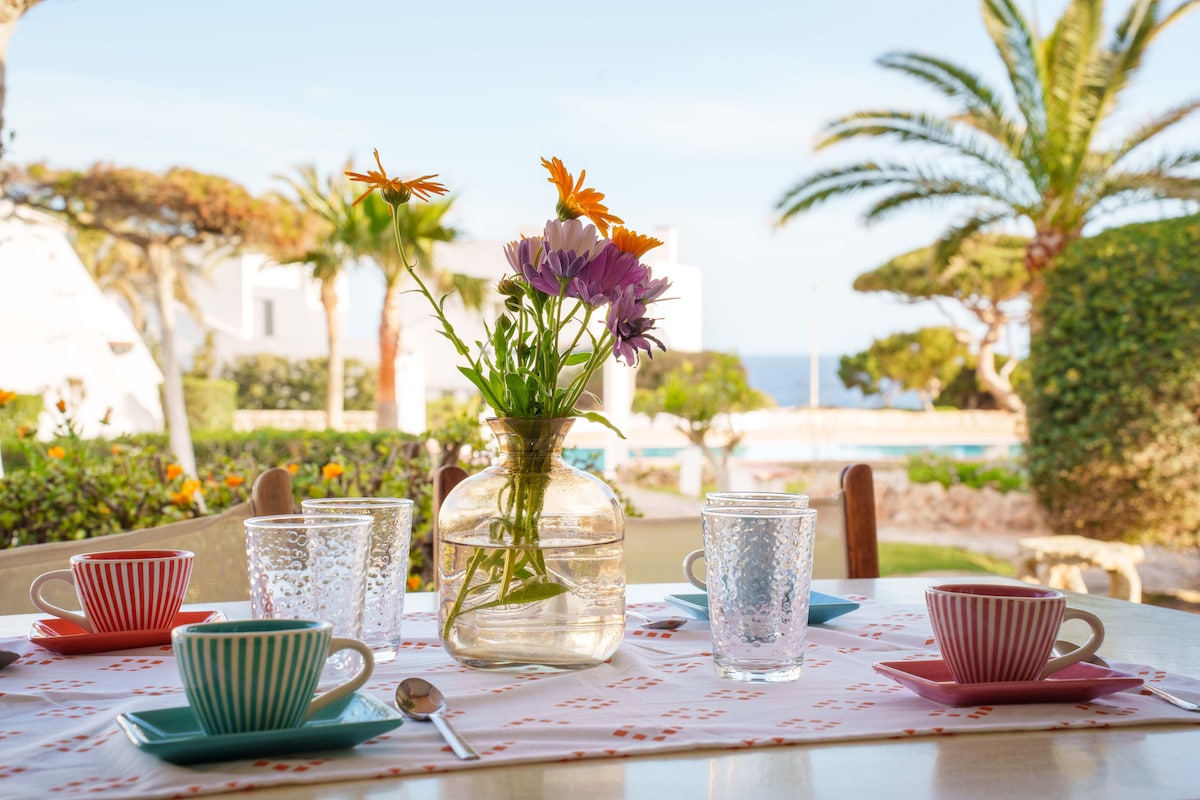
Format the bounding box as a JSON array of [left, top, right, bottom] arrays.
[[879, 541, 1014, 577]]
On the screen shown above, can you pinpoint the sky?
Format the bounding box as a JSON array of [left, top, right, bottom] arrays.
[[7, 0, 1199, 357]]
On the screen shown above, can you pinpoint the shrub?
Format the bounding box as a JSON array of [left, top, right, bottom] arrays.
[[223, 354, 376, 411], [906, 454, 1027, 493], [1027, 214, 1200, 548], [183, 377, 238, 432]]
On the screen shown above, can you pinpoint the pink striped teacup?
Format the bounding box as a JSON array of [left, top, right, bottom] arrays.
[[30, 550, 194, 633], [925, 583, 1104, 684]]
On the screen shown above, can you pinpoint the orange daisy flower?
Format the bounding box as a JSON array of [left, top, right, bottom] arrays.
[[47, 446, 65, 459], [166, 463, 184, 480], [541, 156, 623, 237], [611, 227, 663, 258], [286, 463, 300, 475], [0, 389, 16, 405], [321, 462, 345, 480], [345, 149, 448, 208], [225, 474, 245, 488]]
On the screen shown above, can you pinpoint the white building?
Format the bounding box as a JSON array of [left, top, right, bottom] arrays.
[[187, 225, 704, 436], [0, 203, 164, 448]]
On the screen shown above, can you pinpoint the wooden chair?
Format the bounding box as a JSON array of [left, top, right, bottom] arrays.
[[0, 467, 295, 614], [431, 462, 880, 583], [840, 463, 880, 579]]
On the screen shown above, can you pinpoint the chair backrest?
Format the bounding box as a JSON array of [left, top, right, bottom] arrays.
[[0, 467, 295, 614], [840, 463, 880, 579], [431, 465, 468, 589]]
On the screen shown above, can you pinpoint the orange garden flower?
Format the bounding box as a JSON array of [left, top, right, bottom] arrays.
[[406, 575, 422, 592], [166, 463, 183, 480], [321, 462, 345, 480], [47, 446, 65, 459], [611, 226, 664, 258], [286, 463, 299, 475], [224, 474, 245, 488], [0, 389, 16, 405], [110, 444, 124, 456], [171, 479, 203, 507], [345, 149, 448, 208], [542, 156, 624, 236]]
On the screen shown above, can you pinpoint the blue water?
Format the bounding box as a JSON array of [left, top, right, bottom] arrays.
[[739, 353, 922, 410], [566, 442, 1020, 470]]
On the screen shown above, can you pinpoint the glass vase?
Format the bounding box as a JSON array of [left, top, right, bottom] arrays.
[[436, 417, 625, 671]]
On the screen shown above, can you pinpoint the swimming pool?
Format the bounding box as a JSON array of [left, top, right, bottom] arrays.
[[564, 441, 1022, 470]]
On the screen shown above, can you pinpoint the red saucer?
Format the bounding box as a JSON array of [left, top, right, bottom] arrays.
[[28, 610, 225, 655], [873, 658, 1142, 707]]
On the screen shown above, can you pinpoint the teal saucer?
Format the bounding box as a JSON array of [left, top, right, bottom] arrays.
[[665, 590, 860, 624], [116, 692, 403, 765]]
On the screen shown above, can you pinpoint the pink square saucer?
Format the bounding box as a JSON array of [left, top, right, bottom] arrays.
[[873, 658, 1142, 707], [28, 610, 225, 655]]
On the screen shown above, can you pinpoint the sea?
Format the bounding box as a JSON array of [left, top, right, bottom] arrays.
[[739, 353, 923, 410]]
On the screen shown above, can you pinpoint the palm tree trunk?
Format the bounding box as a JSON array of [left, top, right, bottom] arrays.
[[149, 243, 197, 478], [320, 278, 345, 431], [376, 280, 402, 430]]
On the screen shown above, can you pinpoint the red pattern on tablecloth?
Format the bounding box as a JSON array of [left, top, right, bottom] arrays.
[[1, 596, 1198, 799]]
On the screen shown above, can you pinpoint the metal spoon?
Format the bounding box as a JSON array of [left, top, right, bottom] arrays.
[[0, 650, 18, 669], [626, 610, 688, 631], [395, 677, 480, 760], [1052, 640, 1200, 712]]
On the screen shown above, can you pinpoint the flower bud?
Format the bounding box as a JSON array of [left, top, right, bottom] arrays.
[[381, 185, 412, 207]]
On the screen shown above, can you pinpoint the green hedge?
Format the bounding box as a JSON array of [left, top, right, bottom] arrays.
[[183, 378, 237, 432], [1027, 214, 1200, 548]]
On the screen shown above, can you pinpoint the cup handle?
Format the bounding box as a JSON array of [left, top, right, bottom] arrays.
[[1040, 607, 1105, 678], [29, 570, 92, 632], [303, 637, 375, 721], [682, 549, 707, 591]]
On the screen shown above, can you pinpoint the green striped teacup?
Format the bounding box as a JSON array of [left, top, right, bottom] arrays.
[[172, 619, 374, 735]]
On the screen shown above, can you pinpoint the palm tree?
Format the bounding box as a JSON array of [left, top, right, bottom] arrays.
[[777, 0, 1200, 316], [275, 163, 358, 430], [0, 0, 42, 158], [352, 192, 488, 431]]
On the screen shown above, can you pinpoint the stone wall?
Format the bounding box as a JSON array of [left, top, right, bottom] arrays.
[[870, 467, 1049, 534]]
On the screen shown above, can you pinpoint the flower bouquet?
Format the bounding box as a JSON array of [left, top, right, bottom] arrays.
[[349, 153, 671, 669]]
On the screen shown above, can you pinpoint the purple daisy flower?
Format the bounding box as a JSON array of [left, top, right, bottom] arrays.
[[571, 242, 649, 306], [606, 286, 667, 366]]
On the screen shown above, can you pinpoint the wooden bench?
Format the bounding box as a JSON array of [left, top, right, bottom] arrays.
[[1014, 534, 1145, 602]]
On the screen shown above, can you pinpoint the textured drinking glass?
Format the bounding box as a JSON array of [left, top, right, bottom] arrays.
[[30, 549, 194, 633], [173, 619, 374, 735], [301, 497, 415, 663], [245, 514, 372, 678], [686, 493, 810, 589], [700, 506, 817, 682], [705, 491, 810, 508]]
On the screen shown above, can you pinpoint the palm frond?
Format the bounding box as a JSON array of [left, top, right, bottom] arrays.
[[818, 110, 1027, 183], [982, 0, 1047, 139], [877, 51, 1011, 124], [1109, 98, 1200, 167], [933, 211, 1016, 269], [865, 186, 1024, 224]]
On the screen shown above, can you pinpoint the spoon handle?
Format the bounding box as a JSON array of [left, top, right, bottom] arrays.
[[1143, 683, 1200, 712], [431, 712, 481, 760]]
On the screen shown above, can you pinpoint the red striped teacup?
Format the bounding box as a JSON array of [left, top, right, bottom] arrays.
[[925, 583, 1105, 684], [30, 550, 194, 633]]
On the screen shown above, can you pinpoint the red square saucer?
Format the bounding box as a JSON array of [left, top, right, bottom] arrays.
[[873, 658, 1142, 707], [28, 610, 225, 655]]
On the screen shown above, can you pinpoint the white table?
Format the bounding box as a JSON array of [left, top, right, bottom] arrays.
[[3, 578, 1199, 799]]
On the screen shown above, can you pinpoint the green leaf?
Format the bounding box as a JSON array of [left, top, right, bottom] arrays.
[[469, 580, 571, 611], [578, 410, 626, 438]]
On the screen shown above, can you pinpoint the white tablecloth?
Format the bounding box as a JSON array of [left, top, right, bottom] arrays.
[[2, 594, 1198, 799]]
